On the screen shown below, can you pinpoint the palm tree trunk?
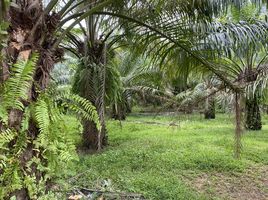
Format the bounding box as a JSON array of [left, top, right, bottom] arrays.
[[126, 99, 132, 113], [82, 109, 108, 150], [111, 104, 126, 120], [82, 120, 107, 150], [245, 94, 262, 130], [79, 41, 108, 150], [1, 2, 62, 198], [204, 96, 215, 119], [265, 105, 268, 114]]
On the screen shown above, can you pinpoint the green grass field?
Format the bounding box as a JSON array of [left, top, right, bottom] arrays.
[[61, 113, 268, 200]]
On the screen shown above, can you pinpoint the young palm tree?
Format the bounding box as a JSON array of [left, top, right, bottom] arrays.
[[65, 11, 121, 150]]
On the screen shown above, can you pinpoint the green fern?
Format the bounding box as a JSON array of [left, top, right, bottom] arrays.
[[3, 53, 38, 110], [24, 175, 38, 199], [34, 99, 50, 146], [0, 51, 99, 199], [0, 104, 8, 125], [0, 128, 15, 146], [61, 93, 101, 131]]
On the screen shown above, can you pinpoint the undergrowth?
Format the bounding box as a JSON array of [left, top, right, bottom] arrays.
[[59, 113, 268, 200]]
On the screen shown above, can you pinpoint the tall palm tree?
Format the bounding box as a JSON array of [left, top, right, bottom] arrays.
[[1, 1, 64, 199]]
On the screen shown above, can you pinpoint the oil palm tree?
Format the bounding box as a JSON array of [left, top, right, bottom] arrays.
[[0, 1, 267, 198], [204, 20, 268, 130], [62, 0, 267, 158], [107, 50, 163, 120], [109, 0, 268, 158], [0, 0, 115, 198], [64, 9, 122, 150]]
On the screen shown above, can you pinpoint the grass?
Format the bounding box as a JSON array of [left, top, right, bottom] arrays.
[[59, 113, 268, 200]]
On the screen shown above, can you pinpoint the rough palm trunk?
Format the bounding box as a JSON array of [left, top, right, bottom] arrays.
[[243, 68, 262, 130], [80, 40, 108, 150], [82, 112, 107, 150], [245, 94, 262, 130], [204, 96, 215, 119], [1, 2, 62, 199], [111, 104, 126, 120], [82, 120, 107, 149], [126, 99, 132, 113]]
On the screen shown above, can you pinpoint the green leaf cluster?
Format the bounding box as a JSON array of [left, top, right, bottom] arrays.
[[0, 54, 100, 199]]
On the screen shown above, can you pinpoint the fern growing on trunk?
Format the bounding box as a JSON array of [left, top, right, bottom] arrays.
[[0, 55, 100, 199]]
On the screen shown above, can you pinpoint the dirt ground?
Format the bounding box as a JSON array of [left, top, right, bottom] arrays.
[[186, 165, 268, 200]]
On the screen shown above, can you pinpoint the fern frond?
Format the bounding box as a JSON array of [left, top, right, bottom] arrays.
[[21, 107, 31, 132], [0, 128, 16, 149], [34, 99, 50, 148], [62, 93, 101, 131], [0, 105, 8, 125], [3, 53, 38, 110]]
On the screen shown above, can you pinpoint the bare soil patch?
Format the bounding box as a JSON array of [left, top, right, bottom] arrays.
[[186, 165, 268, 200]]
